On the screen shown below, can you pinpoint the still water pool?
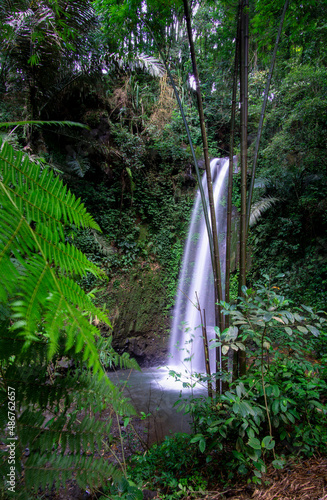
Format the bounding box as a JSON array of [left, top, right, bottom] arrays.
[[108, 367, 207, 444]]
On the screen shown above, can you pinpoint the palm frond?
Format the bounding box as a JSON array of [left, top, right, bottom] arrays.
[[107, 52, 165, 78], [134, 53, 166, 77]]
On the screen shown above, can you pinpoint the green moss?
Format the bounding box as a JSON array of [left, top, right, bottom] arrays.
[[103, 267, 169, 363]]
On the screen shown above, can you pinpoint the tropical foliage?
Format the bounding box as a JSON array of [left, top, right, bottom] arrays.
[[0, 137, 137, 497], [0, 0, 327, 497]]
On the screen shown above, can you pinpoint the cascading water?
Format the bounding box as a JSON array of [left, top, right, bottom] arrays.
[[169, 158, 230, 373], [108, 161, 229, 440]]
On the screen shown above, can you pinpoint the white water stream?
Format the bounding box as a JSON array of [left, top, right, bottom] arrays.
[[108, 159, 230, 443], [169, 158, 229, 374]]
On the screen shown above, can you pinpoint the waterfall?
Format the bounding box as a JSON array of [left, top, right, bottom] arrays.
[[169, 158, 229, 373]]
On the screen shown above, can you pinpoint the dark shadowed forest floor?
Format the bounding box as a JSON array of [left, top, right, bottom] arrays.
[[43, 421, 327, 500]]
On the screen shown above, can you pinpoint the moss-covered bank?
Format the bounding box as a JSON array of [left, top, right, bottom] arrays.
[[101, 266, 170, 366]]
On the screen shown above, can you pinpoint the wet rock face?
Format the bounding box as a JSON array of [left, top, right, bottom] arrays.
[[122, 335, 167, 366], [107, 267, 170, 367]]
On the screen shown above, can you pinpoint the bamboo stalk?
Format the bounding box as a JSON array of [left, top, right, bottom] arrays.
[[238, 0, 249, 377], [183, 0, 224, 376], [196, 292, 213, 398], [226, 1, 242, 387], [246, 0, 289, 230], [144, 21, 216, 274], [226, 1, 242, 309], [238, 0, 249, 299]]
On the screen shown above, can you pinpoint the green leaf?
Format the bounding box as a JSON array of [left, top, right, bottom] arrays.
[[280, 399, 288, 412], [226, 325, 238, 340], [262, 436, 275, 450], [236, 384, 244, 398], [222, 345, 229, 355], [248, 437, 261, 450], [263, 312, 273, 322], [190, 434, 203, 444], [285, 412, 295, 423], [301, 304, 313, 314], [225, 391, 236, 402], [199, 438, 206, 453], [272, 385, 280, 397], [272, 400, 279, 415], [285, 311, 294, 323], [307, 324, 320, 337]]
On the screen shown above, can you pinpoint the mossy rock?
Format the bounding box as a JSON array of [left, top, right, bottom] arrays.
[[106, 266, 170, 366]]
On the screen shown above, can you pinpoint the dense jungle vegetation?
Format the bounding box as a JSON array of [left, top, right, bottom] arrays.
[[0, 0, 326, 498]]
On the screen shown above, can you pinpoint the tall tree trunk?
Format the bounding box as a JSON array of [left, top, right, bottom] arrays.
[[246, 0, 289, 229], [183, 0, 224, 379], [238, 0, 249, 377]]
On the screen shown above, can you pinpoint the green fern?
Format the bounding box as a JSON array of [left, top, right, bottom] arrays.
[[0, 138, 110, 372], [249, 196, 279, 226], [0, 138, 139, 497]]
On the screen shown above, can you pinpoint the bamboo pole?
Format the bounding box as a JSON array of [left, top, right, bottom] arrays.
[[225, 1, 242, 387], [246, 0, 289, 230], [226, 1, 242, 308], [238, 0, 249, 299], [183, 0, 224, 378], [144, 22, 216, 275], [196, 292, 213, 398], [238, 0, 249, 377]]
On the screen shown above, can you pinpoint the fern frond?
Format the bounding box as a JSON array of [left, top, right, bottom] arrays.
[[0, 139, 98, 229], [0, 138, 140, 497], [24, 453, 122, 491], [0, 120, 89, 129], [34, 224, 102, 276], [249, 196, 279, 226], [0, 139, 113, 373]]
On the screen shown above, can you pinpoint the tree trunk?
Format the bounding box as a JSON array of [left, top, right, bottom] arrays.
[[226, 1, 242, 387]]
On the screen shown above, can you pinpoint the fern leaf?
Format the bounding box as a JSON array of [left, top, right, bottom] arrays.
[[0, 138, 99, 230], [0, 138, 140, 497], [250, 196, 279, 226], [0, 140, 114, 373]]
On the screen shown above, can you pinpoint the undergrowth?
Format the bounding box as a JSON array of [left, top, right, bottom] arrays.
[[120, 282, 327, 499]]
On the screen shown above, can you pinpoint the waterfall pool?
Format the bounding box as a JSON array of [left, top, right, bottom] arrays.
[[108, 367, 207, 445]]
